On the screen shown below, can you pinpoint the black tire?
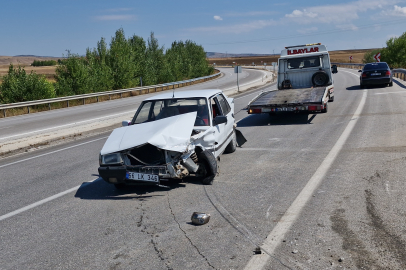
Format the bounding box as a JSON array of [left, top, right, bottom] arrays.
[[198, 150, 217, 185], [312, 71, 329, 86], [114, 183, 127, 189], [224, 130, 237, 153], [321, 102, 328, 113], [360, 84, 365, 89], [389, 81, 393, 87], [329, 95, 334, 102]]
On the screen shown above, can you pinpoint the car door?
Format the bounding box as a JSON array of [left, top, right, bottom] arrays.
[[214, 94, 234, 155]]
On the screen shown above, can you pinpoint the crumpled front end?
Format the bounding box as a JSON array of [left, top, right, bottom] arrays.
[[98, 142, 204, 186]]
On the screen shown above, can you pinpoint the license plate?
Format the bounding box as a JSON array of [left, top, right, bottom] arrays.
[[126, 172, 159, 182], [371, 73, 380, 76]]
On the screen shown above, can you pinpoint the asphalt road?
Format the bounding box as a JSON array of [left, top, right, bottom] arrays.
[[1, 69, 406, 270], [0, 67, 267, 143]]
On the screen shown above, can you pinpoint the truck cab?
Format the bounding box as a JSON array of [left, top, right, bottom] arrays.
[[278, 43, 336, 91]]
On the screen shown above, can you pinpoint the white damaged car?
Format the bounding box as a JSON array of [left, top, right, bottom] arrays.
[[98, 89, 246, 188]]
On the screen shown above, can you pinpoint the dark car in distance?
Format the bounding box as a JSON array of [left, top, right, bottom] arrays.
[[359, 62, 393, 88]]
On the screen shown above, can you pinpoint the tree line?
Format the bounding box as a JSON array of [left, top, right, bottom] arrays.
[[363, 31, 406, 68], [31, 60, 58, 67], [0, 28, 213, 103]]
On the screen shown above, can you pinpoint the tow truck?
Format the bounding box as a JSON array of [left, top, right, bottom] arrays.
[[247, 43, 337, 114]]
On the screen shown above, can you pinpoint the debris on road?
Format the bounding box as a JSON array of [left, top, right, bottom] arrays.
[[191, 212, 211, 225], [254, 247, 262, 254]]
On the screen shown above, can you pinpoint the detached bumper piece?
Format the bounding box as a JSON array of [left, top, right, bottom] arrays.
[[98, 165, 167, 186]]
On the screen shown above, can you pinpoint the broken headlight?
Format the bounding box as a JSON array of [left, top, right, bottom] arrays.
[[99, 153, 124, 165]]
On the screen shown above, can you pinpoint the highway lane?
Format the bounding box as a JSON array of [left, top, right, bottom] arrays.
[[1, 70, 406, 269], [0, 68, 267, 143]]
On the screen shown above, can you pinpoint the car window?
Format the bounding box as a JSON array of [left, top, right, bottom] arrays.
[[363, 63, 389, 70], [288, 56, 320, 69], [216, 94, 231, 115], [133, 98, 209, 126], [210, 97, 222, 121]]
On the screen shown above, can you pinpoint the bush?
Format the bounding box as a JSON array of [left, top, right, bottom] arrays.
[[0, 64, 55, 103]]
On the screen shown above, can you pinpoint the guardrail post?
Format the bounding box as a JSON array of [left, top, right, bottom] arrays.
[[3, 109, 6, 118], [49, 103, 51, 110], [109, 94, 111, 100], [67, 101, 69, 107], [120, 93, 122, 98], [27, 106, 30, 114], [83, 98, 85, 105], [97, 96, 99, 102]]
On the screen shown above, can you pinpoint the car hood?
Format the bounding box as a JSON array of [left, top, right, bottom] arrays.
[[100, 112, 197, 155]]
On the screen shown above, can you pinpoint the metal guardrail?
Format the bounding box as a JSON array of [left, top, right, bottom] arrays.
[[0, 71, 221, 117], [332, 62, 406, 82]]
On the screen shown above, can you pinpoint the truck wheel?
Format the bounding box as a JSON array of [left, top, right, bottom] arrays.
[[329, 95, 334, 102], [389, 81, 393, 87], [312, 71, 329, 86], [321, 102, 328, 113], [198, 150, 217, 185], [224, 130, 237, 153], [360, 83, 364, 89]]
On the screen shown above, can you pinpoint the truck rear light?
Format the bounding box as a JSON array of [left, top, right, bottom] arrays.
[[249, 108, 261, 114], [308, 106, 317, 111], [386, 70, 391, 76]]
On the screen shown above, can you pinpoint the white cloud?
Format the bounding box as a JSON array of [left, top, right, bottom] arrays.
[[189, 19, 277, 34], [285, 0, 400, 24], [94, 15, 136, 21], [392, 5, 406, 15], [214, 15, 223, 21]]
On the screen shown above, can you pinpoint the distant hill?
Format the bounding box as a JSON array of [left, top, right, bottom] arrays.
[[0, 55, 62, 65]]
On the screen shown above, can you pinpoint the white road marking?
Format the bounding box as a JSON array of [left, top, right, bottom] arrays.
[[0, 136, 107, 169], [244, 89, 368, 270], [0, 178, 100, 222], [375, 91, 406, 95], [0, 111, 133, 141]]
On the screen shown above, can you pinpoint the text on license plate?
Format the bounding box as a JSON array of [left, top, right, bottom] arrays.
[[371, 73, 380, 76], [127, 172, 159, 182]]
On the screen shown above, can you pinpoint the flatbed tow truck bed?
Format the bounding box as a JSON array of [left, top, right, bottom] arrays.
[[249, 87, 326, 106]]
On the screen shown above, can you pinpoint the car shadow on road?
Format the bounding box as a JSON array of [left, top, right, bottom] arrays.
[[346, 85, 362, 91], [237, 113, 315, 127], [74, 178, 186, 200]]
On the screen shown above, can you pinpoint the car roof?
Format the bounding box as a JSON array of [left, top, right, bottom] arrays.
[[144, 89, 223, 101]]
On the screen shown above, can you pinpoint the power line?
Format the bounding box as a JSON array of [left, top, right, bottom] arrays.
[[205, 18, 406, 46]]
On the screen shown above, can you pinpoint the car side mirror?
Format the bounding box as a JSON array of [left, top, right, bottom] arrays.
[[213, 115, 227, 125], [358, 70, 362, 72], [331, 65, 338, 74], [122, 120, 131, 127]]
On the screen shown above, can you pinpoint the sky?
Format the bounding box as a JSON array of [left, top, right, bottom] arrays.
[[2, 0, 406, 57]]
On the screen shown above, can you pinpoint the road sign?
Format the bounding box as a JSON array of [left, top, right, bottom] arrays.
[[234, 66, 242, 73], [349, 56, 353, 60], [374, 53, 381, 62]]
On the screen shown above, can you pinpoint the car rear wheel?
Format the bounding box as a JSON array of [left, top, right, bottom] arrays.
[[328, 95, 334, 102], [389, 81, 393, 87]]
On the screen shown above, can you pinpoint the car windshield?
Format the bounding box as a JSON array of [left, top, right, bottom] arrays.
[[287, 56, 320, 69], [363, 63, 388, 70], [133, 98, 209, 126]]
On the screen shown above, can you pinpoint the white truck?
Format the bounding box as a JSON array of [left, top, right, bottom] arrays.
[[247, 43, 337, 114]]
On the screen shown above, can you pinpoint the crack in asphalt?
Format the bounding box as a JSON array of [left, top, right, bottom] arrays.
[[166, 191, 216, 270], [138, 198, 173, 270], [203, 186, 294, 270], [365, 189, 406, 267]]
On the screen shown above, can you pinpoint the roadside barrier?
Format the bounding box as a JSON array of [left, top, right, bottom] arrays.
[[0, 71, 221, 118]]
